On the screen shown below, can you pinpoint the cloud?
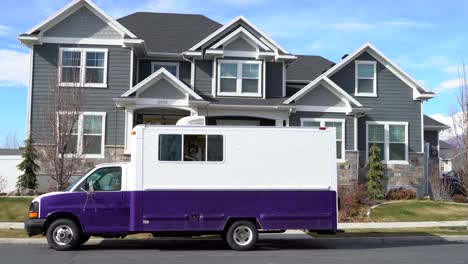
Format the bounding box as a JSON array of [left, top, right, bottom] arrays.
[[0, 25, 11, 36], [429, 112, 465, 141], [434, 78, 464, 94], [0, 49, 29, 87], [383, 21, 435, 28], [443, 65, 464, 74]]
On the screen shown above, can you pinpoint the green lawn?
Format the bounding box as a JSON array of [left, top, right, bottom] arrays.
[[0, 197, 34, 222], [370, 200, 468, 222]]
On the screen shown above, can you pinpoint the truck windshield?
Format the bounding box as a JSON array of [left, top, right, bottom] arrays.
[[64, 168, 94, 192]]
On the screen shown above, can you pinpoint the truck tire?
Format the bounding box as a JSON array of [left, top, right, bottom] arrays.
[[46, 219, 82, 251], [225, 220, 258, 251]]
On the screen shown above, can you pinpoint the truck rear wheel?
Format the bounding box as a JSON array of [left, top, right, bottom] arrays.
[[225, 220, 257, 251], [46, 219, 81, 251]]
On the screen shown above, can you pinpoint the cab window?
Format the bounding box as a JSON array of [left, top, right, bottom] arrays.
[[81, 167, 122, 192]]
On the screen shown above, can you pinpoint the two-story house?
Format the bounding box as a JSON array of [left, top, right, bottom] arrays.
[[19, 0, 442, 194]]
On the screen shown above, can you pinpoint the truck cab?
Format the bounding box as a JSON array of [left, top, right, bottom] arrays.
[[25, 163, 129, 250]]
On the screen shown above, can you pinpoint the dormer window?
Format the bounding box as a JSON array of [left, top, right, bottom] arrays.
[[355, 61, 377, 97], [151, 61, 179, 78], [217, 60, 262, 97]]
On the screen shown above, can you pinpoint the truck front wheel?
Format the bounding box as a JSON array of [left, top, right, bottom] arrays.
[[46, 219, 82, 251], [225, 220, 258, 251]]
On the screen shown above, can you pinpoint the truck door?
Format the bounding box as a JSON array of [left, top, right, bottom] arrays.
[[81, 166, 129, 233]]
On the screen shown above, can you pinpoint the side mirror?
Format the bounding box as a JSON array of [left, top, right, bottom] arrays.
[[88, 181, 95, 194]]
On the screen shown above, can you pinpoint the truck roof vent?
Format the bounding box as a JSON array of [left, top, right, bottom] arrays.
[[176, 116, 206, 126]]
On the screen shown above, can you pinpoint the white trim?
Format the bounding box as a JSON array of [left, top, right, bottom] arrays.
[[300, 118, 346, 163], [366, 121, 409, 164], [217, 59, 262, 97], [295, 106, 348, 113], [129, 49, 134, 89], [58, 47, 108, 88], [223, 50, 258, 58], [26, 0, 136, 38], [122, 68, 203, 100], [284, 77, 362, 107], [212, 59, 217, 97], [41, 37, 124, 46], [151, 61, 179, 78], [211, 27, 271, 51], [26, 45, 34, 137], [354, 115, 358, 151], [59, 111, 107, 159], [354, 60, 377, 97], [189, 15, 290, 55], [190, 59, 195, 89]]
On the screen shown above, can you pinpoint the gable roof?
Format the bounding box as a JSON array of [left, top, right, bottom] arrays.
[[285, 42, 435, 104], [287, 55, 335, 82], [122, 68, 203, 100], [24, 0, 136, 38], [118, 12, 222, 53], [424, 115, 450, 130], [188, 16, 291, 55]]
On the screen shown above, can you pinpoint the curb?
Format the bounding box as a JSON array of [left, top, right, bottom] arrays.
[[1, 235, 468, 245]]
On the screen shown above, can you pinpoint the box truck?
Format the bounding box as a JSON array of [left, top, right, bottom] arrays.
[[25, 118, 338, 250]]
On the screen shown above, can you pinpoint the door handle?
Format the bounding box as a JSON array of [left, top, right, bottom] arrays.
[[191, 214, 199, 220]]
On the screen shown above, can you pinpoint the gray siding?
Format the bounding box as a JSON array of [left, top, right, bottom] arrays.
[[265, 62, 283, 98], [296, 84, 345, 107], [424, 130, 439, 158], [138, 60, 191, 87], [43, 7, 121, 39], [289, 112, 354, 151], [194, 60, 213, 97], [139, 78, 186, 99], [224, 37, 256, 52], [330, 52, 422, 153], [31, 43, 130, 146]]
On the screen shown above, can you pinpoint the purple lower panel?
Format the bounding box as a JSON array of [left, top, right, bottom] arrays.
[[140, 190, 337, 232], [39, 190, 337, 234]]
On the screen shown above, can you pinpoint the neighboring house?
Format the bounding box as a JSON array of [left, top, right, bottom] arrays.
[[439, 141, 464, 173], [19, 0, 439, 194], [0, 149, 22, 193]]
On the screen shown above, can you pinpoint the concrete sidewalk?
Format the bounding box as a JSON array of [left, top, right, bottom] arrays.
[[1, 221, 467, 230]]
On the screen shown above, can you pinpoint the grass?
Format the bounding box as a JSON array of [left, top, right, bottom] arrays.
[[0, 197, 34, 222], [310, 226, 468, 238], [370, 200, 468, 222]]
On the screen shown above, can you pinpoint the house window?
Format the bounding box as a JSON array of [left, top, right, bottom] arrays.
[[59, 48, 108, 88], [58, 112, 106, 158], [218, 60, 261, 97], [301, 118, 345, 161], [366, 122, 408, 163], [158, 134, 224, 162], [151, 61, 179, 78], [355, 61, 377, 96]]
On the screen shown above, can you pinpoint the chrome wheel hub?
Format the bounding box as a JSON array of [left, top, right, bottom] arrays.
[[53, 225, 74, 246], [233, 225, 253, 246]]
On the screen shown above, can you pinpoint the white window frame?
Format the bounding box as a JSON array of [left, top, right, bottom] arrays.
[[58, 47, 108, 88], [366, 121, 408, 164], [158, 134, 225, 164], [217, 59, 262, 97], [355, 60, 377, 97], [300, 118, 346, 162], [58, 112, 106, 159], [151, 61, 180, 78]]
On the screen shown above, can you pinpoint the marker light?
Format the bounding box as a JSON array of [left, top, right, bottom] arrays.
[[319, 127, 327, 130], [131, 131, 136, 135], [29, 212, 38, 219]]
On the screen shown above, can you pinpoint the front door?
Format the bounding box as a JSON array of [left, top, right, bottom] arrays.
[[80, 167, 129, 233]]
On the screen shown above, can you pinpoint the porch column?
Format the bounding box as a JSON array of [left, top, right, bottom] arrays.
[[124, 108, 134, 154]]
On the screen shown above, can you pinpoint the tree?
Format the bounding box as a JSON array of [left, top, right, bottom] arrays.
[[16, 138, 39, 191], [366, 143, 385, 200], [40, 62, 87, 191]]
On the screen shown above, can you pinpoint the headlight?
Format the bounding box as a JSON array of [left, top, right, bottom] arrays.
[[28, 202, 39, 219]]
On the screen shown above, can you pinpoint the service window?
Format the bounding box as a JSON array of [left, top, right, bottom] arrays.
[[207, 135, 223, 161], [183, 135, 206, 161], [159, 134, 182, 161]]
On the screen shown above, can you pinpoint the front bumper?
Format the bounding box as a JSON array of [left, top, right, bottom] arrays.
[[24, 219, 46, 236]]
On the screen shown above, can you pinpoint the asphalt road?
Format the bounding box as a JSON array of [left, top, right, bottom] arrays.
[[1, 236, 468, 264]]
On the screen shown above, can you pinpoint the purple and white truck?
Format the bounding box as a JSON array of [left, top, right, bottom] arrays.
[[25, 119, 338, 250]]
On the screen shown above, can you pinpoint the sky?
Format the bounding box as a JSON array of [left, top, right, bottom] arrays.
[[0, 0, 466, 146]]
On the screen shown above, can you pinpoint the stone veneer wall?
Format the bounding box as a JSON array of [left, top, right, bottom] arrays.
[[357, 152, 425, 196], [337, 151, 359, 185], [34, 145, 127, 193]]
